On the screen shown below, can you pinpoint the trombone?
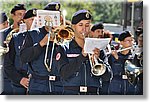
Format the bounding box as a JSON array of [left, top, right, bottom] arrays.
[[44, 18, 54, 72], [44, 19, 74, 72]]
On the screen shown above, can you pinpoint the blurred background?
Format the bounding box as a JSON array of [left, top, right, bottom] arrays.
[[0, 0, 143, 33]]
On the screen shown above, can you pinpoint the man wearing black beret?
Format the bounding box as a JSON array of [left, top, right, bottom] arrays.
[[0, 12, 9, 95], [20, 2, 63, 95], [90, 22, 104, 38], [56, 9, 112, 95], [10, 4, 26, 31], [4, 8, 37, 95], [108, 31, 140, 95], [1, 4, 26, 95], [23, 8, 37, 30]]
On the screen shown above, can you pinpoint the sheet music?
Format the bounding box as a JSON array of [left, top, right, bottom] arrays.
[[84, 38, 111, 54], [37, 10, 60, 28]]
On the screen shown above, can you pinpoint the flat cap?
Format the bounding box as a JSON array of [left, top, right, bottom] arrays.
[[11, 4, 26, 14], [23, 8, 37, 19], [44, 2, 61, 11], [71, 9, 92, 24], [91, 22, 104, 31], [0, 12, 8, 24], [118, 31, 133, 41]]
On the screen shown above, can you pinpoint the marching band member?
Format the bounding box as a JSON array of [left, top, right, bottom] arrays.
[[90, 22, 112, 95], [108, 31, 137, 95], [20, 2, 63, 95], [56, 9, 112, 95], [4, 8, 37, 95], [0, 12, 9, 94], [2, 4, 26, 95]]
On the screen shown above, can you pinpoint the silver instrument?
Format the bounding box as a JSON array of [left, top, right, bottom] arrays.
[[125, 60, 143, 84]]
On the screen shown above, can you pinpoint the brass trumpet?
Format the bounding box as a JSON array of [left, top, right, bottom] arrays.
[[89, 54, 106, 76]]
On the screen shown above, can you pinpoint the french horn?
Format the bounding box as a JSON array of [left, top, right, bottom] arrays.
[[125, 60, 143, 84]]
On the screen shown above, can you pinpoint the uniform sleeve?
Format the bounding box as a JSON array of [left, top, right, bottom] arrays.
[[20, 33, 44, 63], [56, 46, 88, 80], [99, 50, 113, 81], [4, 38, 23, 84]]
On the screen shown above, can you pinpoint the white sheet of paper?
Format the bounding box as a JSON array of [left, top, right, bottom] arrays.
[[19, 23, 27, 33], [84, 38, 111, 54], [37, 10, 60, 27]]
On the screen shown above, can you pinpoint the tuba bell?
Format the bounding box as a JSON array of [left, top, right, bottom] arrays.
[[5, 28, 19, 44], [89, 54, 106, 76], [125, 60, 143, 84], [0, 28, 19, 56]]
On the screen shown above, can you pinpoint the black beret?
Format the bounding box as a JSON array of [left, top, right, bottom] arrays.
[[91, 22, 104, 31], [11, 4, 26, 14], [44, 2, 61, 11], [118, 31, 133, 41], [71, 9, 92, 24], [0, 12, 8, 24], [23, 8, 37, 19]]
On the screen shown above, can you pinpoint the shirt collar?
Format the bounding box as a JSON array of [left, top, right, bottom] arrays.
[[70, 39, 82, 49]]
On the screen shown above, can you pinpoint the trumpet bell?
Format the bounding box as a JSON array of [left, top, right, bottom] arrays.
[[125, 60, 143, 84], [91, 63, 106, 76]]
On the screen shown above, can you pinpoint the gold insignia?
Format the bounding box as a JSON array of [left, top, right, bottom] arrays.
[[86, 12, 90, 18], [55, 4, 59, 10], [33, 9, 36, 15]]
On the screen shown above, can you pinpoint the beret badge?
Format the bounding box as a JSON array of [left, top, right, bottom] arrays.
[[55, 4, 59, 10]]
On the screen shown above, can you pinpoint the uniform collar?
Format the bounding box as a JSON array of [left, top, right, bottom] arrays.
[[70, 39, 82, 49]]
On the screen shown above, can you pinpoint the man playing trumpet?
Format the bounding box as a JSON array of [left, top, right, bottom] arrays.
[[56, 9, 112, 95]]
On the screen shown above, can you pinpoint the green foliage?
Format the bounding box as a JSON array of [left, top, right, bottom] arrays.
[[0, 0, 122, 25]]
